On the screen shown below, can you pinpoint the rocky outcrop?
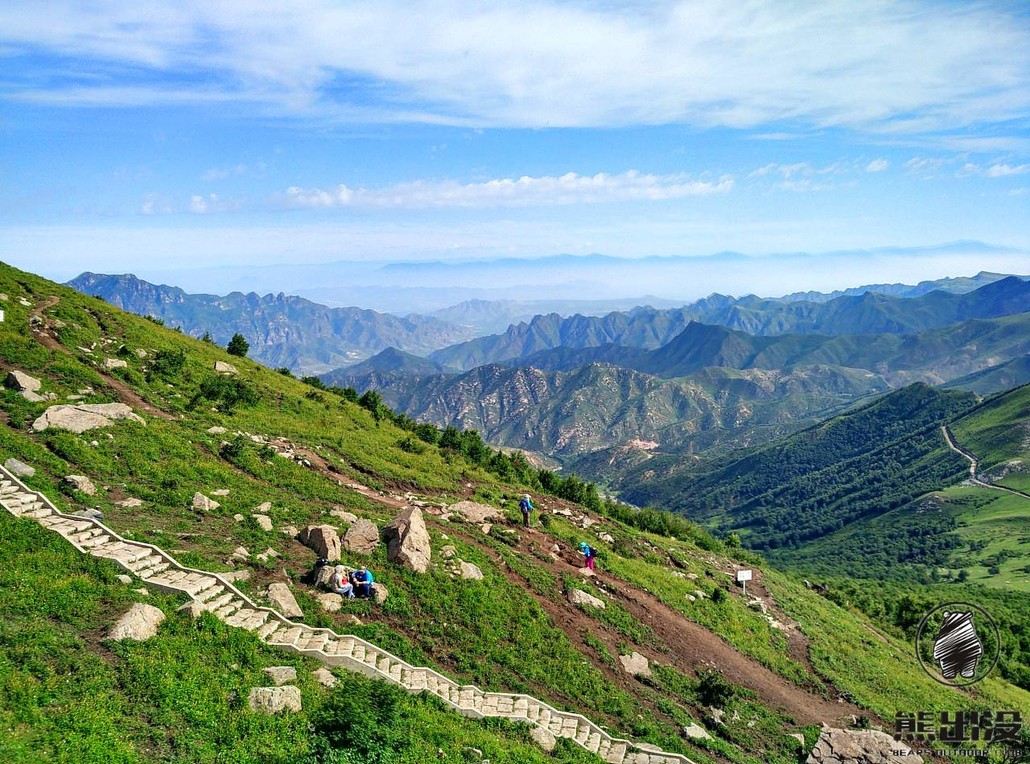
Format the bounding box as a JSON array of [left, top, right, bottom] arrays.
[[108, 603, 166, 641], [64, 475, 97, 495], [297, 525, 342, 561], [31, 403, 144, 433], [267, 583, 303, 619], [370, 583, 389, 604], [806, 727, 922, 763], [342, 518, 379, 554], [447, 500, 501, 523], [248, 686, 302, 714], [383, 507, 432, 573], [619, 652, 652, 678], [568, 589, 605, 610], [5, 370, 45, 402]]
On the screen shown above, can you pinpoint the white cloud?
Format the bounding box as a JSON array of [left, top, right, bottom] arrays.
[[1, 1, 1027, 134], [986, 163, 1030, 177], [865, 159, 889, 172], [283, 171, 733, 210]]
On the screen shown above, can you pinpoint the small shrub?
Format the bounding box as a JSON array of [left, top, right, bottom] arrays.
[[696, 668, 736, 707]]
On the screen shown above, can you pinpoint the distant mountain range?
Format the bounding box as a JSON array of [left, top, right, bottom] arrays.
[[428, 274, 1030, 371], [67, 273, 478, 375]]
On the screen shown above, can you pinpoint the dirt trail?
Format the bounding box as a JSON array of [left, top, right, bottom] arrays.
[[494, 526, 866, 727], [942, 425, 1030, 499], [25, 295, 172, 420]]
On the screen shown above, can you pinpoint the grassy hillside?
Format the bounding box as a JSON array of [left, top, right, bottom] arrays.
[[2, 261, 1028, 762]]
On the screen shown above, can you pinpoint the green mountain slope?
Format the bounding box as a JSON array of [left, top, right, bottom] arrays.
[[4, 262, 1029, 762]]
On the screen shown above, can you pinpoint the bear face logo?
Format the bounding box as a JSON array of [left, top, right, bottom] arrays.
[[932, 611, 983, 680]]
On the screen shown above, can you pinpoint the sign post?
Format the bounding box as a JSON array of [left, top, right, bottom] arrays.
[[735, 568, 753, 597]]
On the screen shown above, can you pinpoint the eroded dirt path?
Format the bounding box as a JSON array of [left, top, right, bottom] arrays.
[[26, 295, 173, 420]]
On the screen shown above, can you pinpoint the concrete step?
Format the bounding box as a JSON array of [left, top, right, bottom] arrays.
[[80, 534, 114, 549]]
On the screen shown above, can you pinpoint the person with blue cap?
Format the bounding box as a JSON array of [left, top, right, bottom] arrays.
[[578, 541, 597, 571]]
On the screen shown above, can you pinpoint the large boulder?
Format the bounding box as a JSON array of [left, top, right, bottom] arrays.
[[567, 589, 606, 610], [108, 603, 166, 641], [248, 686, 302, 714], [267, 583, 304, 619], [214, 361, 238, 375], [619, 652, 652, 678], [370, 583, 389, 604], [447, 500, 501, 523], [64, 475, 97, 496], [459, 561, 484, 580], [297, 525, 342, 561], [31, 403, 144, 433], [806, 727, 922, 763], [383, 507, 432, 574], [4, 458, 35, 478], [5, 370, 45, 402], [342, 518, 379, 554]]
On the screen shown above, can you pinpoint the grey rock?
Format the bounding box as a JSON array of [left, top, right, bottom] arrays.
[[252, 514, 273, 532], [32, 403, 144, 433], [312, 668, 338, 688], [806, 727, 922, 764], [342, 518, 379, 554], [4, 458, 35, 478], [328, 508, 358, 524], [297, 524, 342, 561], [5, 370, 45, 401], [316, 592, 343, 612], [567, 589, 606, 609], [383, 506, 432, 574], [117, 497, 143, 508], [117, 574, 133, 585], [192, 492, 220, 511], [108, 603, 165, 641], [177, 601, 206, 619], [458, 561, 484, 580], [207, 426, 227, 434], [248, 686, 302, 714], [64, 475, 97, 495], [267, 583, 303, 619], [103, 358, 128, 370], [683, 723, 712, 740], [370, 583, 389, 604], [214, 361, 238, 375], [530, 726, 557, 752], [619, 651, 652, 678], [447, 500, 501, 523]]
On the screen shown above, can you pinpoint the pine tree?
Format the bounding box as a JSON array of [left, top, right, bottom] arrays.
[[226, 333, 249, 357]]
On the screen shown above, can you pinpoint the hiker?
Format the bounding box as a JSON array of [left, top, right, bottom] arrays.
[[519, 493, 534, 527], [578, 541, 597, 571], [330, 565, 355, 599], [351, 566, 374, 599]]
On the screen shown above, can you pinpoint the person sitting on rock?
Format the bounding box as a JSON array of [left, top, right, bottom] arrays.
[[330, 564, 355, 599], [351, 566, 374, 598]]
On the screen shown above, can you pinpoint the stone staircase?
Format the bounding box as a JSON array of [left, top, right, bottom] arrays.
[[0, 463, 696, 763]]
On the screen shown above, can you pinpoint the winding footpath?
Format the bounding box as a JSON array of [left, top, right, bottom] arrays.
[[941, 425, 1030, 499], [0, 460, 695, 764]]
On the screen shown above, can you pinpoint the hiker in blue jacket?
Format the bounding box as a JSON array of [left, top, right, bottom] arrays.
[[578, 541, 597, 571], [351, 566, 374, 599], [519, 493, 534, 527]]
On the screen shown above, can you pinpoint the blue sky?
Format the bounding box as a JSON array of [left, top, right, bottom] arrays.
[[1, 1, 1028, 300]]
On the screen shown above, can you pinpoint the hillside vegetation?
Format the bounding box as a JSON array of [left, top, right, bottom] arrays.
[[3, 262, 1029, 763]]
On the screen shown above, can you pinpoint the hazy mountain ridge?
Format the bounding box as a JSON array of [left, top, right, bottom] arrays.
[[430, 274, 1030, 370], [68, 272, 478, 375]]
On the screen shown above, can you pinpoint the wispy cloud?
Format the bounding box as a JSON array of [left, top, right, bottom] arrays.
[[282, 171, 733, 210], [986, 163, 1030, 178], [1, 1, 1027, 134], [865, 159, 889, 172]]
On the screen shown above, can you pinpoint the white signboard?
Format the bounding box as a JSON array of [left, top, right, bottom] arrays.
[[735, 569, 753, 582]]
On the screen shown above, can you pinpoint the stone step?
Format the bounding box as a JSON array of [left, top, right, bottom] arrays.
[[195, 584, 225, 604], [212, 599, 245, 619], [240, 611, 270, 631], [80, 533, 114, 549], [23, 505, 54, 519], [125, 553, 162, 573], [256, 619, 285, 641], [138, 562, 171, 579], [179, 576, 218, 597], [67, 527, 105, 545], [276, 626, 303, 645], [297, 632, 329, 652], [605, 742, 628, 763], [203, 592, 235, 612], [224, 607, 259, 628]]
